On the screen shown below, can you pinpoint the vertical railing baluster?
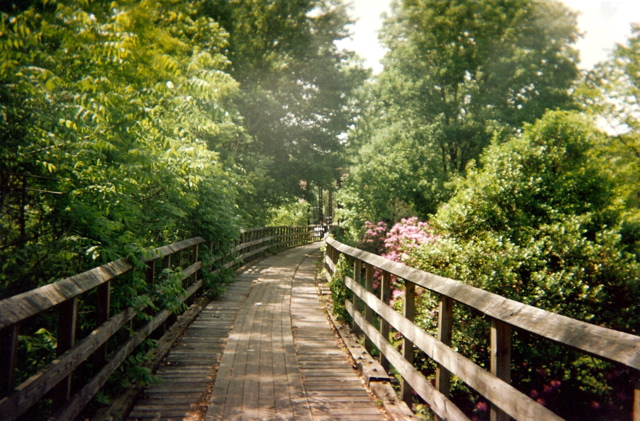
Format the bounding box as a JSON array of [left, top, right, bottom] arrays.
[[161, 254, 171, 333], [53, 297, 78, 406], [96, 281, 111, 365], [380, 270, 391, 372], [436, 296, 454, 405], [0, 324, 19, 397], [364, 263, 375, 353], [352, 260, 362, 334], [490, 319, 511, 421], [402, 281, 416, 404], [633, 374, 639, 421], [324, 243, 330, 274], [433, 296, 454, 421], [193, 243, 199, 289]]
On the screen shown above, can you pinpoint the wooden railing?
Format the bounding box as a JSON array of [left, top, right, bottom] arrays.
[[0, 226, 313, 421], [324, 237, 640, 421]]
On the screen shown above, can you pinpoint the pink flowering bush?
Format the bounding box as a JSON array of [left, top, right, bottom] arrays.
[[359, 220, 388, 254], [381, 217, 437, 266], [359, 218, 437, 301], [359, 217, 437, 263]]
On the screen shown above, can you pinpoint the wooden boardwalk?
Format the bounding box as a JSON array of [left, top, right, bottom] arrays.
[[128, 243, 386, 421]]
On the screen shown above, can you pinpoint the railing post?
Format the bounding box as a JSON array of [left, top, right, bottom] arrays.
[[380, 271, 391, 372], [352, 260, 362, 334], [324, 243, 330, 273], [402, 281, 416, 404], [0, 324, 19, 397], [96, 281, 111, 365], [364, 263, 375, 353], [490, 319, 511, 421], [161, 254, 171, 333], [53, 297, 78, 405], [193, 243, 199, 287], [634, 373, 640, 421], [436, 296, 454, 404]]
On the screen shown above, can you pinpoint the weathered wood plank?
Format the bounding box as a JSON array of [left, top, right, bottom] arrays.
[[0, 238, 207, 330], [232, 236, 274, 253], [327, 237, 640, 371], [0, 259, 133, 329], [346, 276, 562, 420], [144, 237, 207, 262], [0, 308, 136, 421], [491, 319, 511, 421], [347, 300, 468, 421]]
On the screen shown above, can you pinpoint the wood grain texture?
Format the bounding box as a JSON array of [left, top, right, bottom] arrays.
[[0, 308, 136, 421], [0, 238, 207, 329], [347, 300, 468, 421], [327, 237, 640, 371], [204, 243, 385, 421], [346, 276, 562, 420]]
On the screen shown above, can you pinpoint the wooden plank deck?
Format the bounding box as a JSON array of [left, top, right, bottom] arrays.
[[128, 243, 387, 421]]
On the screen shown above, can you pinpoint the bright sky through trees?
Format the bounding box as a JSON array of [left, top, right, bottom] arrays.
[[338, 0, 640, 72]]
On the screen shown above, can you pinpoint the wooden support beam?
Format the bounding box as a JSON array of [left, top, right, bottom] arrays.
[[490, 319, 511, 421], [364, 263, 375, 353], [380, 271, 391, 373], [402, 281, 416, 404], [436, 296, 454, 404], [95, 281, 111, 366], [192, 243, 199, 289], [0, 324, 19, 397], [54, 298, 78, 405], [352, 260, 363, 334]]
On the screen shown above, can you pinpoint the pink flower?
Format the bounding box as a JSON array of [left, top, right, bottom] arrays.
[[392, 289, 404, 299], [476, 401, 489, 412]]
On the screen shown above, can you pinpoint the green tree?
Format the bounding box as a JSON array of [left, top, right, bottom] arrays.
[[339, 0, 580, 231], [421, 110, 639, 329], [581, 24, 640, 220], [204, 0, 368, 224], [0, 0, 242, 298], [412, 110, 640, 419]]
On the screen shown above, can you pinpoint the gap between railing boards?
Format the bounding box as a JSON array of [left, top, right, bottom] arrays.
[[324, 236, 640, 421], [0, 225, 315, 421]]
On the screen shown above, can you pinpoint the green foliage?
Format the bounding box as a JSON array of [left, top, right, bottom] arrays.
[[0, 0, 241, 299], [406, 110, 639, 418], [422, 111, 639, 329], [266, 199, 311, 227], [16, 328, 57, 384], [328, 254, 352, 321], [340, 0, 580, 229], [205, 0, 368, 223], [580, 23, 640, 223]]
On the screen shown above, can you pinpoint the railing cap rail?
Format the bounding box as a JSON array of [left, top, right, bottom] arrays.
[[0, 237, 207, 330], [326, 236, 640, 371]]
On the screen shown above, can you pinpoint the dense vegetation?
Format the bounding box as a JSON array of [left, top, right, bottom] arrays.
[[1, 0, 361, 411], [2, 0, 639, 419], [335, 1, 639, 419], [0, 0, 361, 299]]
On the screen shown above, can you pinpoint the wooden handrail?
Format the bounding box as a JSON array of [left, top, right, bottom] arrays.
[[0, 227, 313, 421], [325, 236, 640, 420], [0, 237, 207, 331]]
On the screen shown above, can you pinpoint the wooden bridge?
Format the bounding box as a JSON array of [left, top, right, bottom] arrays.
[[1, 227, 640, 420]]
